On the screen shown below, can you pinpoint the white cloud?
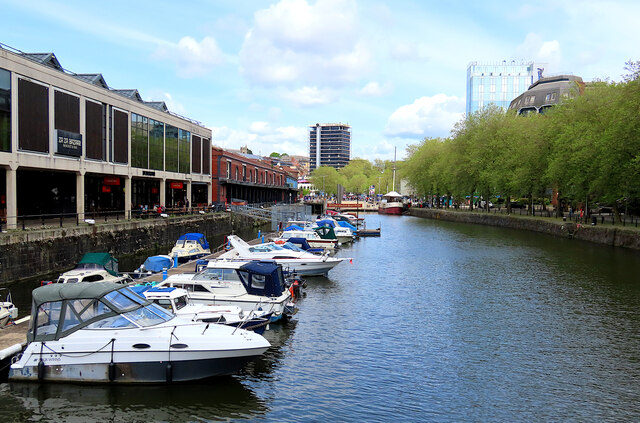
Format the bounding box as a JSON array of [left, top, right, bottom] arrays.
[[280, 86, 337, 106], [239, 0, 371, 86], [389, 42, 427, 61], [359, 81, 391, 97], [154, 36, 225, 78], [211, 124, 308, 156], [516, 33, 562, 72], [385, 94, 465, 138]]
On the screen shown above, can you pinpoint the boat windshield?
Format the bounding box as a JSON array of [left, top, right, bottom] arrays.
[[103, 288, 145, 312], [249, 244, 284, 253], [281, 243, 305, 252], [193, 268, 240, 282]]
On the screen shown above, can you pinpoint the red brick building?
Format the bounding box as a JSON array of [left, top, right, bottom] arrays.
[[211, 147, 297, 205]]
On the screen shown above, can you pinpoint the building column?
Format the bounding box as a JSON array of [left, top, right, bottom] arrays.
[[186, 181, 192, 209], [76, 172, 85, 222], [124, 176, 132, 219], [207, 182, 212, 206], [6, 167, 17, 230], [160, 179, 166, 207]]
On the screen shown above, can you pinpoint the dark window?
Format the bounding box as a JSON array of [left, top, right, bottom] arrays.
[[131, 113, 148, 168], [18, 78, 49, 153], [0, 68, 10, 152], [149, 119, 164, 170], [113, 109, 128, 164], [85, 100, 105, 160], [178, 129, 190, 174], [54, 91, 79, 133], [202, 138, 210, 174], [192, 135, 201, 173], [165, 124, 178, 172]]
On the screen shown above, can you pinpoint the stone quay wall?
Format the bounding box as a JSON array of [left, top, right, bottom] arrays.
[[0, 213, 268, 284], [408, 208, 640, 250]]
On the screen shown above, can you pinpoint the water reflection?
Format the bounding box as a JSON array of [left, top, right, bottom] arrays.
[[4, 378, 267, 422]]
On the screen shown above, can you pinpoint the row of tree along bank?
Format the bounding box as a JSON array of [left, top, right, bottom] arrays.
[[403, 62, 640, 221], [409, 207, 640, 250]]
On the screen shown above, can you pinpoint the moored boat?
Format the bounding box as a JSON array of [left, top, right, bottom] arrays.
[[155, 259, 298, 322], [170, 233, 211, 263], [9, 281, 270, 383], [134, 286, 272, 334]]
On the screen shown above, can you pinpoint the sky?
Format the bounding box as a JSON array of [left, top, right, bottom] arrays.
[[2, 0, 640, 161]]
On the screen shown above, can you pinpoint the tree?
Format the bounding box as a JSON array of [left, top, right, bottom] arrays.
[[269, 152, 281, 158]]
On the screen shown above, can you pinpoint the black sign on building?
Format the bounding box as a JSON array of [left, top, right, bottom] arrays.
[[55, 129, 82, 157]]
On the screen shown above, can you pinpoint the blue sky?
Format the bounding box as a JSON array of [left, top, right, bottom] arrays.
[[2, 0, 639, 161]]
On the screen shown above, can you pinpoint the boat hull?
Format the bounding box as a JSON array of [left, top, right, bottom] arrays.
[[378, 205, 404, 215], [9, 352, 265, 383]]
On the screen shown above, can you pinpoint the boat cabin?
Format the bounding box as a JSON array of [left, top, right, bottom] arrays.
[[28, 282, 174, 342]]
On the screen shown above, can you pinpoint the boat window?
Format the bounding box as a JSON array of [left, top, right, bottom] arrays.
[[193, 284, 209, 292], [62, 277, 79, 283], [86, 315, 137, 329], [238, 270, 249, 286], [282, 243, 304, 252], [104, 290, 139, 311], [82, 274, 105, 282], [34, 301, 62, 337], [120, 287, 148, 305], [195, 269, 224, 281], [80, 300, 113, 321], [251, 274, 266, 290], [123, 304, 173, 327], [153, 299, 173, 311], [174, 295, 187, 310]]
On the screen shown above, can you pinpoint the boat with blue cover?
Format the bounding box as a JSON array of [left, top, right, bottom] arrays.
[[170, 233, 211, 263], [155, 259, 298, 322]]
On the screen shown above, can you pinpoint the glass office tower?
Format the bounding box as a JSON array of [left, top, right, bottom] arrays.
[[466, 61, 535, 116]]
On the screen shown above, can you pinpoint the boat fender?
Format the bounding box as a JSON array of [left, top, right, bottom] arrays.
[[108, 362, 116, 382], [37, 343, 45, 381], [166, 363, 173, 383]]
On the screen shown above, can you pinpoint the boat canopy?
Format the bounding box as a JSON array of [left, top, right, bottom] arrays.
[[314, 226, 337, 240], [28, 282, 172, 342], [284, 225, 304, 231], [143, 255, 173, 272], [176, 233, 210, 250], [383, 191, 403, 198], [316, 219, 336, 228], [337, 221, 357, 231], [77, 252, 119, 276], [237, 261, 286, 298]]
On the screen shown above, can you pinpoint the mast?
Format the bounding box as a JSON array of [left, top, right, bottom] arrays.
[[392, 147, 396, 192]]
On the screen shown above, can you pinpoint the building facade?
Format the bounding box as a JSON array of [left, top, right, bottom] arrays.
[[466, 61, 536, 115], [508, 74, 585, 115], [211, 147, 297, 205], [0, 45, 211, 229], [309, 123, 350, 171]]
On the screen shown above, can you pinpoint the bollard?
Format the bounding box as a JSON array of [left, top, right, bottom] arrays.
[[258, 230, 261, 239], [162, 267, 168, 280], [262, 235, 265, 243], [173, 255, 178, 268]]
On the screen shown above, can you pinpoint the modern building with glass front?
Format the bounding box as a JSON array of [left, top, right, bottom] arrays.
[[309, 123, 350, 171], [466, 61, 536, 116], [0, 44, 211, 229]]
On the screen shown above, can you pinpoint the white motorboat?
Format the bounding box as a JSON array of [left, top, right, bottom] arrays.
[[52, 252, 132, 284], [9, 281, 270, 383], [0, 288, 18, 327], [170, 233, 211, 263], [135, 286, 271, 334], [155, 259, 298, 322], [275, 228, 338, 250], [219, 235, 347, 276]]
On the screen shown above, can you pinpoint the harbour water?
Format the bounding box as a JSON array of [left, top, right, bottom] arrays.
[[1, 214, 640, 422]]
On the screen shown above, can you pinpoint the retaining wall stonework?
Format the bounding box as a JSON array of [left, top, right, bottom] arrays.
[[0, 213, 268, 284], [408, 208, 640, 250]]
